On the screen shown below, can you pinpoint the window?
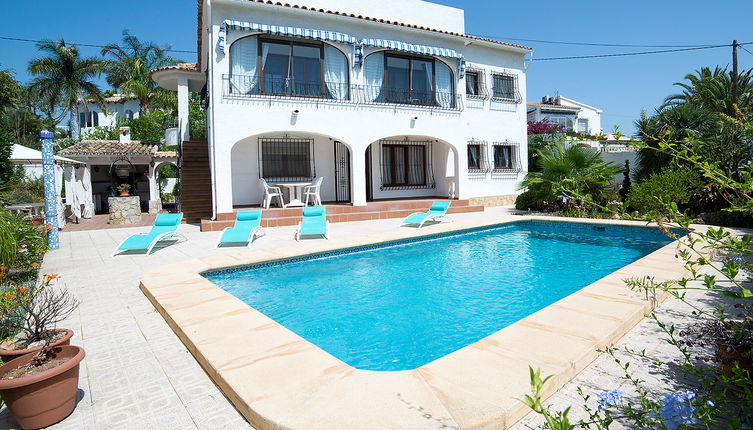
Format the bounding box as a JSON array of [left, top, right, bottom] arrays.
[[379, 53, 454, 108], [78, 111, 98, 128], [259, 138, 314, 181], [125, 110, 134, 121], [465, 71, 480, 96], [467, 140, 488, 172], [229, 36, 349, 99], [381, 144, 428, 187], [491, 74, 517, 100], [545, 115, 575, 129], [492, 143, 518, 171], [577, 118, 589, 133]]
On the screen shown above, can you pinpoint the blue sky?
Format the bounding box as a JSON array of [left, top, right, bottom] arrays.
[[1, 1, 751, 134]]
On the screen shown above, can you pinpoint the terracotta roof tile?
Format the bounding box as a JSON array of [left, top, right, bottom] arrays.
[[196, 0, 532, 69], [150, 62, 200, 75], [526, 102, 581, 110], [57, 140, 176, 157]]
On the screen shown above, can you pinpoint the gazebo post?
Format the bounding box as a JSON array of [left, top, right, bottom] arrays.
[[40, 130, 60, 250]]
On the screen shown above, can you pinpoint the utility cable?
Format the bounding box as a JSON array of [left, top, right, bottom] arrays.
[[468, 34, 720, 49], [534, 44, 736, 61], [0, 35, 195, 54]]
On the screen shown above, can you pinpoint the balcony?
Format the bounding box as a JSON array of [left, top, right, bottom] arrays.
[[222, 74, 463, 111]]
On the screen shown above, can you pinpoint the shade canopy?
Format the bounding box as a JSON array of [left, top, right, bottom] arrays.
[[10, 144, 82, 165]]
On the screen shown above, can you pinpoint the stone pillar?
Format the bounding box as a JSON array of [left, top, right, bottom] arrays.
[[40, 130, 59, 249], [177, 77, 190, 142], [108, 196, 142, 225]]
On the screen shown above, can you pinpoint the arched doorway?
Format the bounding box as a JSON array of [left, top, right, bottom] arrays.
[[364, 135, 459, 201], [229, 131, 355, 208]]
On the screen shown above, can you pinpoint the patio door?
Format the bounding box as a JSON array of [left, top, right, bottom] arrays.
[[333, 141, 350, 203]]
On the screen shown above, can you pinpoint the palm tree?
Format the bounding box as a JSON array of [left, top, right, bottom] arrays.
[[663, 66, 753, 116], [27, 39, 104, 135], [521, 143, 622, 205], [100, 30, 176, 114], [634, 103, 715, 181]]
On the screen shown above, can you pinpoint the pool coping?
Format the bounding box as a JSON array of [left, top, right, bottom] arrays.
[[140, 215, 701, 429]]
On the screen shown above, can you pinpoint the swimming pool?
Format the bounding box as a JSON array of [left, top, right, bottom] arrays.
[[205, 221, 672, 371]]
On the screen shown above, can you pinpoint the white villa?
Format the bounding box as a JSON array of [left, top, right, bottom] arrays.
[[71, 94, 141, 139], [527, 95, 602, 135], [151, 0, 532, 223]]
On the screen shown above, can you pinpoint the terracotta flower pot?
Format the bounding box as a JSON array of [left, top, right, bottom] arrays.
[[0, 329, 73, 361], [0, 345, 85, 429], [118, 191, 130, 197]]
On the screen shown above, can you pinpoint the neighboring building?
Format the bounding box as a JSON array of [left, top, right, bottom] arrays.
[[527, 96, 602, 135], [70, 94, 141, 139], [151, 0, 532, 221], [57, 128, 178, 214]]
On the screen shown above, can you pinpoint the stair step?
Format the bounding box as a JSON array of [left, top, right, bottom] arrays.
[[201, 202, 484, 231]]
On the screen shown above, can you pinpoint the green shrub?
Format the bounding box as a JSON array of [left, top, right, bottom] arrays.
[[0, 210, 47, 275], [0, 176, 44, 205], [625, 168, 703, 214], [515, 188, 555, 211], [83, 125, 118, 140]]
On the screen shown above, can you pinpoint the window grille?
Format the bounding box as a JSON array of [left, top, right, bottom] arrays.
[[491, 141, 521, 173], [466, 139, 489, 173], [490, 73, 521, 103], [464, 69, 488, 99], [258, 137, 315, 182], [379, 140, 435, 190]]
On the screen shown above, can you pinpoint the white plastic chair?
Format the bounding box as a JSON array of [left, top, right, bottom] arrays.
[[303, 177, 324, 206], [260, 178, 285, 209]]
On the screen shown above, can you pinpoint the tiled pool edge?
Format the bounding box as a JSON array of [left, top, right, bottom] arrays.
[[140, 216, 701, 430]]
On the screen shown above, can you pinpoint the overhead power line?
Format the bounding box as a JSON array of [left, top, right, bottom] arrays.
[[534, 43, 750, 61], [468, 34, 720, 49], [0, 35, 195, 54]]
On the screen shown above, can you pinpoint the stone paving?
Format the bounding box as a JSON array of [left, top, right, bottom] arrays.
[[0, 207, 721, 429]]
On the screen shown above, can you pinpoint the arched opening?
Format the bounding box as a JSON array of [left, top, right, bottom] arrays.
[[363, 51, 455, 108], [230, 131, 354, 208], [229, 35, 350, 99], [364, 135, 459, 201], [155, 162, 179, 212]]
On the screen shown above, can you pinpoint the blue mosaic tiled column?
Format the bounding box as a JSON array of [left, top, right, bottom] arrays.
[[40, 130, 59, 250]]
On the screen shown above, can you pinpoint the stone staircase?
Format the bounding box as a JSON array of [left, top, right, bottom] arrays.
[[200, 199, 484, 231]]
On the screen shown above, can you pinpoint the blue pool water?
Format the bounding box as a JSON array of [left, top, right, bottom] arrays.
[[206, 221, 672, 371]]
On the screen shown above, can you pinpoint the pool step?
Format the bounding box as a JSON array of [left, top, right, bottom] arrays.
[[200, 199, 484, 231]]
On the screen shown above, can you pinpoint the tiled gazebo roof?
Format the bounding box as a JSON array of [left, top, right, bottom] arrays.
[[58, 140, 177, 158]]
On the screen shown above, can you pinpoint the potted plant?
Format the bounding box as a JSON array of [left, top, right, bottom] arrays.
[[0, 275, 77, 361], [116, 183, 131, 197], [0, 275, 83, 429]]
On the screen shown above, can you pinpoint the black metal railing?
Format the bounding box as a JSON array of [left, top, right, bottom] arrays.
[[223, 74, 463, 111]]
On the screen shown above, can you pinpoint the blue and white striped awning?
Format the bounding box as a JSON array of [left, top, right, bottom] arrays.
[[218, 20, 465, 75], [360, 38, 463, 59], [219, 20, 359, 52]]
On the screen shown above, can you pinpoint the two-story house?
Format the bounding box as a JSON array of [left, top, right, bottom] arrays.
[[71, 94, 141, 139], [527, 95, 602, 135], [151, 0, 532, 223]]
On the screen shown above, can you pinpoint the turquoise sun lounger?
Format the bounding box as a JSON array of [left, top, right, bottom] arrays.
[[111, 213, 185, 256], [295, 206, 329, 241], [216, 210, 265, 247], [401, 201, 452, 228]]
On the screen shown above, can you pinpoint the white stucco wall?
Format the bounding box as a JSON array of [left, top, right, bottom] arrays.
[[268, 0, 466, 34], [73, 99, 141, 139], [205, 1, 529, 214]]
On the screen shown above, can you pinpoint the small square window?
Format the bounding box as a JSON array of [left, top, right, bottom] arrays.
[[493, 145, 514, 170], [491, 74, 516, 100], [466, 71, 480, 96], [467, 144, 482, 170]]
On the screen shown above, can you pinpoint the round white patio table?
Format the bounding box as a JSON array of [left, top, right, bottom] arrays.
[[274, 182, 312, 208]]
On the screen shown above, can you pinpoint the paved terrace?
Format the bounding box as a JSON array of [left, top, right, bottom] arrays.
[[0, 207, 715, 429]]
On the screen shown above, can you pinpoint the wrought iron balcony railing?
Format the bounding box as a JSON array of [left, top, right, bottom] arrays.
[[222, 74, 463, 111]]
